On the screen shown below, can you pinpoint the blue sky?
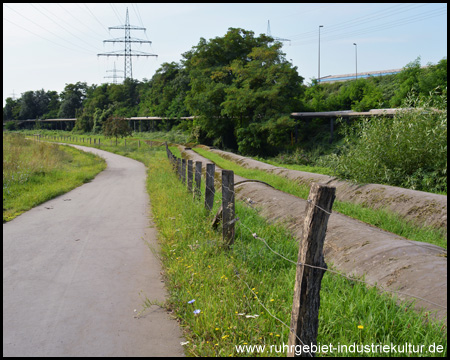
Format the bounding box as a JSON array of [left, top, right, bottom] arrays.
[[3, 3, 447, 106]]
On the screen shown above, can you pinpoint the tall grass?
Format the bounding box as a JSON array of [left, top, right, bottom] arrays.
[[3, 133, 106, 222], [334, 91, 447, 194], [193, 147, 447, 249], [12, 130, 446, 356]]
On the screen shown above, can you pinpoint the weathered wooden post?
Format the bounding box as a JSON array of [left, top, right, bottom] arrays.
[[287, 183, 335, 357], [187, 160, 193, 193], [194, 161, 202, 200], [182, 159, 187, 185], [177, 158, 182, 180], [205, 163, 216, 211], [222, 170, 235, 247]]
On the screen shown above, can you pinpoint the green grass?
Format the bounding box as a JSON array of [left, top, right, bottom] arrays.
[[13, 129, 446, 356], [252, 155, 335, 176], [3, 133, 106, 222], [192, 147, 447, 250], [144, 149, 447, 357]]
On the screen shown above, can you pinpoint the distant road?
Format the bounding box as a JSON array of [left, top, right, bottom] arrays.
[[3, 145, 184, 356]]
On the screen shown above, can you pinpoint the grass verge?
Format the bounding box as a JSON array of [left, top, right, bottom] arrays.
[[145, 149, 447, 357], [3, 133, 106, 222], [14, 130, 446, 356], [192, 147, 447, 250]]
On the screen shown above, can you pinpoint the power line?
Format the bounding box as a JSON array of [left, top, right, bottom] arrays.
[[81, 3, 110, 36], [56, 3, 106, 43], [290, 6, 446, 46], [28, 3, 101, 53], [3, 4, 95, 55], [110, 3, 123, 24], [3, 16, 91, 55]]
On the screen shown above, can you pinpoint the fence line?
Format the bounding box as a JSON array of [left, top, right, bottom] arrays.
[[164, 143, 447, 312]]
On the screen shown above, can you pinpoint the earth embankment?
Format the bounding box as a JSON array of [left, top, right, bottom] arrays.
[[201, 146, 447, 237], [179, 145, 447, 324]]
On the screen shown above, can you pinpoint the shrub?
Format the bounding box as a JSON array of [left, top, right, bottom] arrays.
[[335, 89, 447, 193]]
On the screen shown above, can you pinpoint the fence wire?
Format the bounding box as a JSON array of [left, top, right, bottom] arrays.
[[165, 144, 447, 355]]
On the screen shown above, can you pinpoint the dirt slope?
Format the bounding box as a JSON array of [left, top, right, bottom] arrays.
[[180, 146, 447, 324], [201, 146, 447, 237]]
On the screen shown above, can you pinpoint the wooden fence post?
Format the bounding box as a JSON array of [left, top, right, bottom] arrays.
[[194, 161, 202, 200], [177, 158, 182, 180], [222, 170, 235, 247], [205, 163, 215, 211], [182, 159, 187, 185], [287, 183, 335, 357], [187, 160, 193, 193]]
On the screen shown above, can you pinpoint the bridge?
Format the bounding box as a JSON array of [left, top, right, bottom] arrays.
[[3, 116, 196, 131]]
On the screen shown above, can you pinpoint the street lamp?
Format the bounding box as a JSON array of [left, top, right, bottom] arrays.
[[318, 25, 323, 83], [353, 43, 357, 80]]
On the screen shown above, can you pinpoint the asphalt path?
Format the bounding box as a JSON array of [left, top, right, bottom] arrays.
[[3, 145, 185, 357]]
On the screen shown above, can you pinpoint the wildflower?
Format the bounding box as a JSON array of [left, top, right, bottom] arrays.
[[193, 309, 201, 315], [222, 335, 229, 339], [188, 299, 195, 304], [358, 325, 364, 330]]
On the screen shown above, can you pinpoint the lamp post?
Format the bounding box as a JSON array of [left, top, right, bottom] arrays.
[[353, 43, 357, 80], [318, 25, 323, 83]]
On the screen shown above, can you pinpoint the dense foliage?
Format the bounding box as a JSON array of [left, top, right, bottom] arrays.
[[333, 91, 447, 193], [182, 28, 304, 154], [3, 28, 447, 192]]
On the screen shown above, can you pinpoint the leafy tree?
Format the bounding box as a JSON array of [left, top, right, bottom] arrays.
[[138, 62, 190, 119], [3, 97, 21, 120], [18, 91, 38, 119], [102, 116, 132, 143], [58, 82, 88, 118], [183, 27, 303, 153], [222, 44, 303, 154]]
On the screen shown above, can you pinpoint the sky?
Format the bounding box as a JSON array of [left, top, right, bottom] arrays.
[[3, 3, 447, 107]]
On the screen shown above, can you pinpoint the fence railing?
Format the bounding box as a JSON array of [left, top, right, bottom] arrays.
[[164, 143, 447, 357]]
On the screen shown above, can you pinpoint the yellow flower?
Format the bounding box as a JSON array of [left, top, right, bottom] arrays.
[[222, 335, 229, 339], [358, 325, 364, 330], [270, 299, 275, 302], [215, 328, 219, 331]]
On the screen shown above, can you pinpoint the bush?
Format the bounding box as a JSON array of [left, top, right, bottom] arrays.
[[335, 89, 447, 193], [5, 121, 18, 131]]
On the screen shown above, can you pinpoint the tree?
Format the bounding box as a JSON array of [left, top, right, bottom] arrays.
[[3, 97, 21, 121], [183, 27, 303, 154], [183, 28, 275, 149], [102, 116, 132, 144], [58, 82, 88, 118]]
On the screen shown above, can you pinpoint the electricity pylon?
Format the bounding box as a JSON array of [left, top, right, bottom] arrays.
[[267, 20, 291, 45], [98, 7, 157, 80], [104, 62, 124, 84]]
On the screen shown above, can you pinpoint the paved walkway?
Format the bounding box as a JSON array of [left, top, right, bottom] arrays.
[[3, 145, 185, 356]]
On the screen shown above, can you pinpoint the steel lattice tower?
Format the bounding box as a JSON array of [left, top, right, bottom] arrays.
[[98, 7, 157, 80], [104, 62, 124, 84]]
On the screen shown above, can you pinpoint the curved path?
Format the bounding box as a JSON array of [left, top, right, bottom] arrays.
[[3, 145, 184, 357]]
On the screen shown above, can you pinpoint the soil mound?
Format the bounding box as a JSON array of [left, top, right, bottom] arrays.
[[201, 146, 447, 237], [180, 146, 447, 324]]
